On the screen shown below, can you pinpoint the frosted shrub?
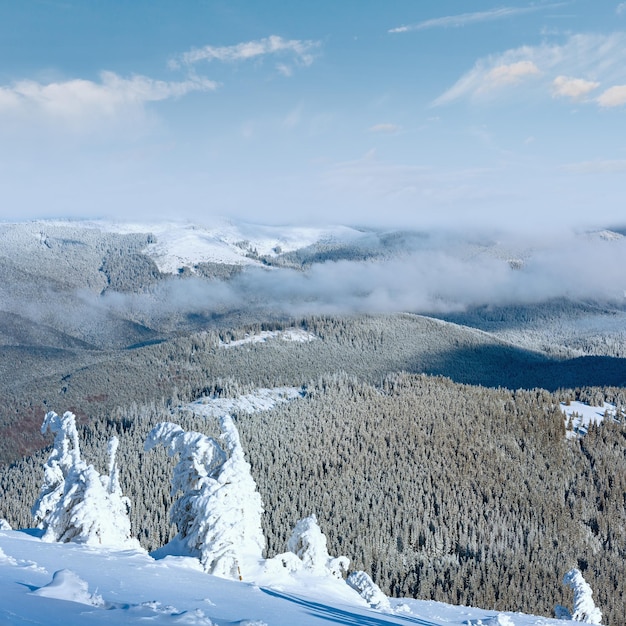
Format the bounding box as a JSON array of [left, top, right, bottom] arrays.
[[145, 416, 265, 579]]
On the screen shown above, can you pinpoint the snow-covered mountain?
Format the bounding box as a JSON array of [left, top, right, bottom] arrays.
[[0, 218, 623, 625], [84, 218, 369, 273]]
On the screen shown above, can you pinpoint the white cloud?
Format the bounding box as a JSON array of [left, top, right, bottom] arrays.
[[389, 4, 563, 33], [0, 71, 216, 131], [552, 75, 600, 100], [171, 35, 320, 73], [485, 61, 540, 86], [434, 33, 626, 106], [596, 84, 626, 107], [368, 123, 402, 134], [617, 3, 626, 16]]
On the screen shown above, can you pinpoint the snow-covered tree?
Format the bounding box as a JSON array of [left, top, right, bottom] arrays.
[[33, 411, 138, 548], [145, 415, 265, 579], [32, 411, 80, 527], [346, 570, 390, 610], [285, 515, 349, 579], [555, 568, 603, 624]]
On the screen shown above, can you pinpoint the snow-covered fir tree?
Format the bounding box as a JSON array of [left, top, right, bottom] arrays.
[[555, 568, 603, 624], [32, 411, 80, 528], [145, 415, 265, 579], [347, 570, 391, 610], [285, 515, 349, 579], [33, 411, 138, 548]]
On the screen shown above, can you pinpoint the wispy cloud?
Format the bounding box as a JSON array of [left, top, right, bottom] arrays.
[[434, 33, 626, 106], [617, 3, 626, 16], [389, 5, 563, 34], [322, 152, 501, 222], [0, 71, 216, 131], [368, 123, 402, 134], [283, 104, 303, 129], [87, 232, 626, 321], [170, 35, 320, 75], [486, 61, 541, 86]]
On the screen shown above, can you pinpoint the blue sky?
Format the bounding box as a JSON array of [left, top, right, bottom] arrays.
[[1, 0, 625, 231]]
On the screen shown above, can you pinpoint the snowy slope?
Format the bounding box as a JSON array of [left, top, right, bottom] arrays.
[[0, 528, 583, 626], [186, 386, 305, 417], [85, 219, 366, 274], [218, 329, 317, 348]]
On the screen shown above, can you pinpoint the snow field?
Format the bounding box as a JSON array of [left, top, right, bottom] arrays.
[[187, 386, 306, 417], [0, 527, 583, 625], [560, 401, 615, 438], [218, 329, 317, 348], [79, 219, 365, 274]]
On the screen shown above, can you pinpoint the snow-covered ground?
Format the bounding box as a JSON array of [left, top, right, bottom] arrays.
[[186, 386, 305, 417], [0, 527, 583, 625], [218, 329, 317, 348], [560, 401, 615, 438]]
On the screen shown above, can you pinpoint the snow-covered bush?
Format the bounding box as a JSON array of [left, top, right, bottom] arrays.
[[555, 568, 603, 624], [0, 518, 12, 531], [346, 570, 390, 610], [145, 416, 265, 579], [284, 515, 349, 579], [33, 411, 138, 548]]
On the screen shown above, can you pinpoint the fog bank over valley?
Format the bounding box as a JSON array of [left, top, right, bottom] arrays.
[[0, 219, 624, 370]]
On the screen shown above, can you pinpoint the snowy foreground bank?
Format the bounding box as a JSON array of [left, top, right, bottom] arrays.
[[1, 528, 583, 626]]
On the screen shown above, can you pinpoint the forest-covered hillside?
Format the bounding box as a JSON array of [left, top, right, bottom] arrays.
[[2, 375, 625, 624], [1, 220, 626, 624]]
